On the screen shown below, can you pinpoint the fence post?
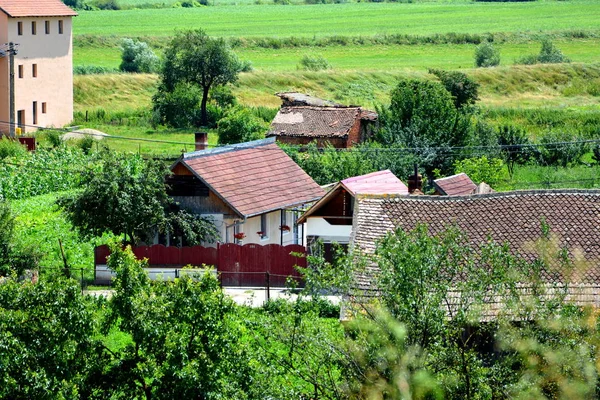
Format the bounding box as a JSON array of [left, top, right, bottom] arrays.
[[265, 271, 270, 302]]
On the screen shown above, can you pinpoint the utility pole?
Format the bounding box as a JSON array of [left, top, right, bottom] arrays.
[[0, 42, 18, 137]]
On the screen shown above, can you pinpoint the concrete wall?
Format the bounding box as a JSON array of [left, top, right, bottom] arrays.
[[0, 15, 73, 134]]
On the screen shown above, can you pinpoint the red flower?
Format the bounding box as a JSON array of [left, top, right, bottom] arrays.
[[233, 232, 246, 240], [279, 225, 291, 231]]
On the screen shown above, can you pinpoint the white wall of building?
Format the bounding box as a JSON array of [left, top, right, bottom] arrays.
[[305, 217, 352, 244]]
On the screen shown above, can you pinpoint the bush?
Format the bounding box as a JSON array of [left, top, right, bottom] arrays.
[[474, 42, 500, 67], [73, 65, 119, 75], [217, 107, 268, 145], [428, 68, 479, 109], [92, 0, 121, 9], [0, 138, 27, 159], [515, 39, 571, 65], [298, 54, 331, 71], [119, 38, 160, 73], [536, 131, 587, 167], [152, 82, 203, 128], [454, 156, 507, 185]]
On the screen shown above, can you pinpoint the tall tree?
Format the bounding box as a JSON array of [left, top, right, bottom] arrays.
[[154, 29, 241, 127]]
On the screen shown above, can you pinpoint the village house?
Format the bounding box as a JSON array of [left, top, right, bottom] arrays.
[[297, 170, 408, 254], [267, 92, 378, 148], [0, 0, 76, 135], [168, 137, 324, 246], [347, 190, 600, 312]]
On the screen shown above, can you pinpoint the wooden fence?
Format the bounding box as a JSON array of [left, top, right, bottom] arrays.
[[94, 243, 306, 287]]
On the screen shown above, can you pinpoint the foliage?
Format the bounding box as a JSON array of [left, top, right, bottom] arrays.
[[119, 38, 160, 73], [99, 243, 250, 399], [0, 201, 15, 275], [165, 209, 219, 246], [298, 54, 332, 71], [497, 124, 534, 177], [154, 29, 241, 127], [0, 276, 101, 398], [152, 81, 204, 128], [58, 151, 168, 244], [474, 42, 501, 67], [0, 147, 89, 200], [454, 156, 507, 186], [74, 64, 120, 75], [217, 106, 268, 144], [536, 130, 588, 167], [429, 68, 479, 109], [516, 39, 571, 65], [376, 78, 475, 175], [0, 137, 27, 159]]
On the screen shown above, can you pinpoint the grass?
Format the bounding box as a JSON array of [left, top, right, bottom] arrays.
[[74, 1, 600, 38]]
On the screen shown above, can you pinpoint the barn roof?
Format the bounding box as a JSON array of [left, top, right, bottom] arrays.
[[172, 138, 324, 218], [433, 173, 477, 196], [0, 0, 77, 17], [268, 106, 363, 139]]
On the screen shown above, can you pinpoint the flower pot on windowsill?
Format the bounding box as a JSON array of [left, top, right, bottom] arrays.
[[233, 232, 246, 244], [279, 225, 291, 232]]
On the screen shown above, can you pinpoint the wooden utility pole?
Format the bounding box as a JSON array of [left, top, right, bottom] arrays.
[[8, 42, 17, 138]]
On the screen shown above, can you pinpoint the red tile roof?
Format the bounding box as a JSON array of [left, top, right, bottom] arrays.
[[268, 106, 362, 139], [173, 138, 324, 218], [0, 0, 77, 17], [434, 173, 477, 196], [352, 190, 600, 283]]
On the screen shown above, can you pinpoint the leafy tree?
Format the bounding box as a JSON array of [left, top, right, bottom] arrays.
[[217, 106, 268, 144], [0, 200, 15, 275], [377, 79, 474, 175], [59, 151, 217, 245], [154, 29, 241, 127], [152, 82, 204, 128], [474, 42, 500, 67], [537, 38, 570, 64], [119, 38, 159, 73], [428, 68, 480, 109], [454, 155, 507, 186], [497, 125, 533, 177]]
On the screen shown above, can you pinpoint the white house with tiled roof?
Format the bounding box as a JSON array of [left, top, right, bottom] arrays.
[[0, 0, 77, 134], [168, 138, 324, 246]]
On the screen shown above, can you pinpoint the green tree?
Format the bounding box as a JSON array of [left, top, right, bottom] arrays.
[[377, 79, 474, 175], [497, 125, 533, 177], [453, 155, 507, 186], [154, 29, 241, 128], [119, 38, 159, 73], [428, 69, 480, 109], [217, 106, 268, 145], [58, 151, 217, 245], [474, 42, 500, 67]]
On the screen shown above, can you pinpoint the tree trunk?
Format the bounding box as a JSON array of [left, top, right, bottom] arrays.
[[200, 85, 210, 127]]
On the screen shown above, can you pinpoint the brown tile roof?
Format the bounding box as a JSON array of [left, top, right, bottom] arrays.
[[268, 106, 362, 139], [348, 190, 600, 313], [0, 0, 77, 17], [173, 138, 324, 218], [433, 173, 477, 196]]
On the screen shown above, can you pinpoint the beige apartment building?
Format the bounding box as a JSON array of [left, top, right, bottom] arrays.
[[0, 0, 77, 135]]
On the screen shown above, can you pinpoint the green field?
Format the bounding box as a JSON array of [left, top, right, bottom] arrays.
[[74, 1, 600, 38]]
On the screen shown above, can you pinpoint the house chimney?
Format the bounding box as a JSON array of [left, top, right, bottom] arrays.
[[407, 164, 423, 194], [195, 132, 208, 151]]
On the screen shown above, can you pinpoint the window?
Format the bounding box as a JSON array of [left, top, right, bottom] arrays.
[[260, 214, 268, 239], [281, 211, 290, 235], [58, 20, 64, 34], [17, 110, 25, 131], [17, 22, 23, 36], [32, 102, 37, 125], [18, 65, 23, 79], [32, 64, 37, 78], [31, 21, 36, 35], [45, 21, 50, 34], [42, 102, 47, 114]]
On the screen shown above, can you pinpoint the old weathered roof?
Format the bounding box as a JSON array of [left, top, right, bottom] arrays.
[[268, 106, 362, 139], [433, 173, 477, 196], [0, 0, 77, 17], [351, 190, 600, 281], [172, 138, 324, 218], [298, 170, 408, 224]]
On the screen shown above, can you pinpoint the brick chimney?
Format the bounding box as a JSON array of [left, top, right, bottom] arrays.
[[195, 132, 208, 151], [407, 164, 423, 194]]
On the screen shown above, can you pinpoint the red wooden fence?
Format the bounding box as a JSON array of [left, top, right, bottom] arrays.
[[94, 243, 306, 287]]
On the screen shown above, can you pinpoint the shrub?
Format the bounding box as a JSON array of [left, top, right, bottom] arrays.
[[537, 131, 587, 167], [119, 38, 160, 73], [298, 54, 331, 71], [217, 107, 268, 145], [428, 68, 479, 109], [92, 0, 121, 9], [73, 65, 119, 75], [274, 0, 291, 4], [454, 156, 507, 185], [152, 82, 203, 128], [515, 39, 571, 65], [474, 42, 500, 67], [0, 138, 27, 159]]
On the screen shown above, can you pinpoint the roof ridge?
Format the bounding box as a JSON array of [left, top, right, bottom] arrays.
[[356, 189, 600, 201]]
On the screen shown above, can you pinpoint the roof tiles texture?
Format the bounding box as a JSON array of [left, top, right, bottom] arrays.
[[352, 190, 600, 283], [0, 0, 77, 17], [268, 106, 360, 139], [178, 139, 324, 218], [342, 170, 408, 196], [434, 173, 477, 196]]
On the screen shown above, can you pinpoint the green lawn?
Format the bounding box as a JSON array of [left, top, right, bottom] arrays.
[[74, 1, 600, 38]]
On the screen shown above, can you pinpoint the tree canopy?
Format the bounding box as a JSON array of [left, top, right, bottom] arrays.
[[153, 29, 241, 127]]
